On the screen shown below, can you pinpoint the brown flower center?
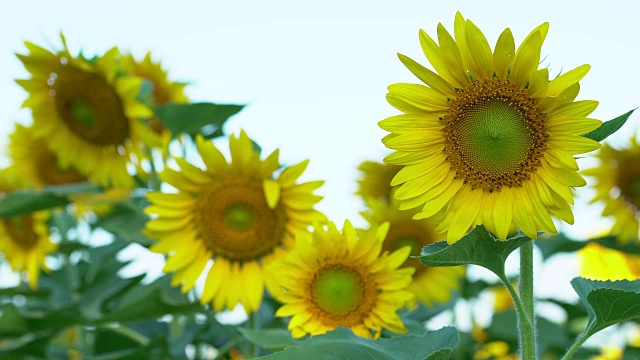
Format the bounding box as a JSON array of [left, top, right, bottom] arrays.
[[384, 220, 437, 276], [34, 142, 86, 185], [3, 216, 39, 251], [442, 79, 548, 192], [194, 179, 287, 261], [50, 66, 130, 146]]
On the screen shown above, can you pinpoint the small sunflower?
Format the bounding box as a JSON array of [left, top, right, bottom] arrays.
[[120, 52, 188, 135], [583, 139, 640, 243], [0, 170, 56, 288], [267, 220, 414, 339], [361, 197, 464, 307], [144, 131, 325, 313], [380, 12, 601, 243], [579, 243, 640, 281], [8, 123, 86, 188], [16, 35, 156, 189], [356, 161, 402, 202]]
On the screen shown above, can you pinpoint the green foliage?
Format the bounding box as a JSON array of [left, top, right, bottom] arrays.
[[154, 102, 244, 139], [0, 183, 101, 218], [583, 109, 636, 142], [258, 327, 458, 360], [418, 226, 531, 278], [537, 233, 640, 259]]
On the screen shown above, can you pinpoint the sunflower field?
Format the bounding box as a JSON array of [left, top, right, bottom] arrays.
[[1, 5, 640, 360]]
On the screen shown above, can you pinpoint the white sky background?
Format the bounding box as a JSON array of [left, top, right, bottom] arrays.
[[1, 0, 640, 342]]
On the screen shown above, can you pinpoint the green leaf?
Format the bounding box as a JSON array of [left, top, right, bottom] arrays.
[[571, 277, 640, 336], [583, 109, 636, 142], [95, 203, 153, 247], [536, 234, 640, 259], [418, 226, 531, 277], [154, 102, 244, 139], [0, 183, 102, 218], [238, 328, 298, 351], [258, 326, 458, 360]]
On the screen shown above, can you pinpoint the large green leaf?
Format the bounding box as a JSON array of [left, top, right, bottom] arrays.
[[237, 328, 298, 351], [154, 102, 244, 139], [258, 327, 458, 360], [536, 234, 640, 259], [583, 109, 636, 142], [0, 183, 102, 218], [418, 226, 531, 277], [571, 278, 640, 336]]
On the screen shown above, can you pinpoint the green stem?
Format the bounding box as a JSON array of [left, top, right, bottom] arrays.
[[101, 323, 150, 346], [499, 275, 532, 355], [519, 241, 537, 359], [248, 312, 260, 359], [560, 331, 591, 360]]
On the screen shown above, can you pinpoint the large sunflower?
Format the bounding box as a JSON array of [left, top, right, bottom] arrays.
[[16, 35, 156, 189], [380, 12, 601, 243], [144, 131, 325, 313], [579, 243, 640, 281], [266, 221, 414, 339], [361, 197, 464, 307], [0, 170, 56, 288], [583, 139, 640, 243]]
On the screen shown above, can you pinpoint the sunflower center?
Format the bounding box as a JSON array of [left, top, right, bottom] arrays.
[[34, 144, 86, 185], [384, 221, 435, 276], [195, 179, 286, 261], [311, 266, 363, 315], [51, 67, 130, 146], [3, 216, 39, 251], [443, 79, 547, 192], [616, 157, 640, 211]]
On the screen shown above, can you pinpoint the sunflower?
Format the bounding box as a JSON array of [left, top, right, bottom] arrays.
[[0, 170, 56, 288], [579, 243, 640, 281], [356, 161, 402, 202], [120, 52, 188, 135], [8, 123, 86, 188], [144, 131, 325, 314], [266, 220, 414, 339], [361, 197, 464, 307], [16, 35, 157, 189], [583, 139, 640, 243], [380, 12, 601, 243]]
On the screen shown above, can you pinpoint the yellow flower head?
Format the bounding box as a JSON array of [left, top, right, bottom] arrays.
[[361, 197, 464, 307], [144, 131, 326, 314], [120, 52, 188, 135], [380, 12, 601, 243], [583, 139, 640, 243], [0, 170, 56, 288], [267, 220, 414, 339], [356, 161, 402, 202], [16, 35, 156, 189], [8, 123, 86, 189], [579, 243, 640, 281]]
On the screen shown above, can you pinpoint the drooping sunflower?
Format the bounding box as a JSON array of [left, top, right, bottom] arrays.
[[361, 197, 464, 307], [266, 220, 414, 339], [144, 131, 325, 313], [579, 243, 640, 281], [16, 35, 157, 189], [380, 12, 601, 243], [120, 52, 188, 135], [0, 170, 57, 288], [356, 161, 402, 202], [583, 139, 640, 243]]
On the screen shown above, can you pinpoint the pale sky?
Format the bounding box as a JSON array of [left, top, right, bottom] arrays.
[[1, 1, 639, 327]]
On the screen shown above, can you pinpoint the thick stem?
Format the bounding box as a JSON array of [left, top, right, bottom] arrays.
[[518, 241, 537, 359], [249, 311, 260, 358]]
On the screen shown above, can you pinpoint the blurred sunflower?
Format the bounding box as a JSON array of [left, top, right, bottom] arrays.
[[380, 12, 601, 243], [267, 221, 413, 339], [8, 123, 86, 188], [0, 170, 56, 288], [121, 52, 188, 135], [583, 139, 640, 243], [579, 243, 640, 281], [361, 197, 464, 307], [144, 131, 325, 313], [16, 35, 156, 189], [474, 341, 519, 360], [356, 161, 402, 202]]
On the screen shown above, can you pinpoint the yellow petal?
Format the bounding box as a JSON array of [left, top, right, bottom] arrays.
[[464, 20, 493, 80], [547, 64, 591, 97], [397, 53, 456, 97], [527, 68, 549, 98], [510, 32, 542, 89], [263, 179, 281, 209], [493, 28, 515, 81], [414, 179, 463, 219]]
